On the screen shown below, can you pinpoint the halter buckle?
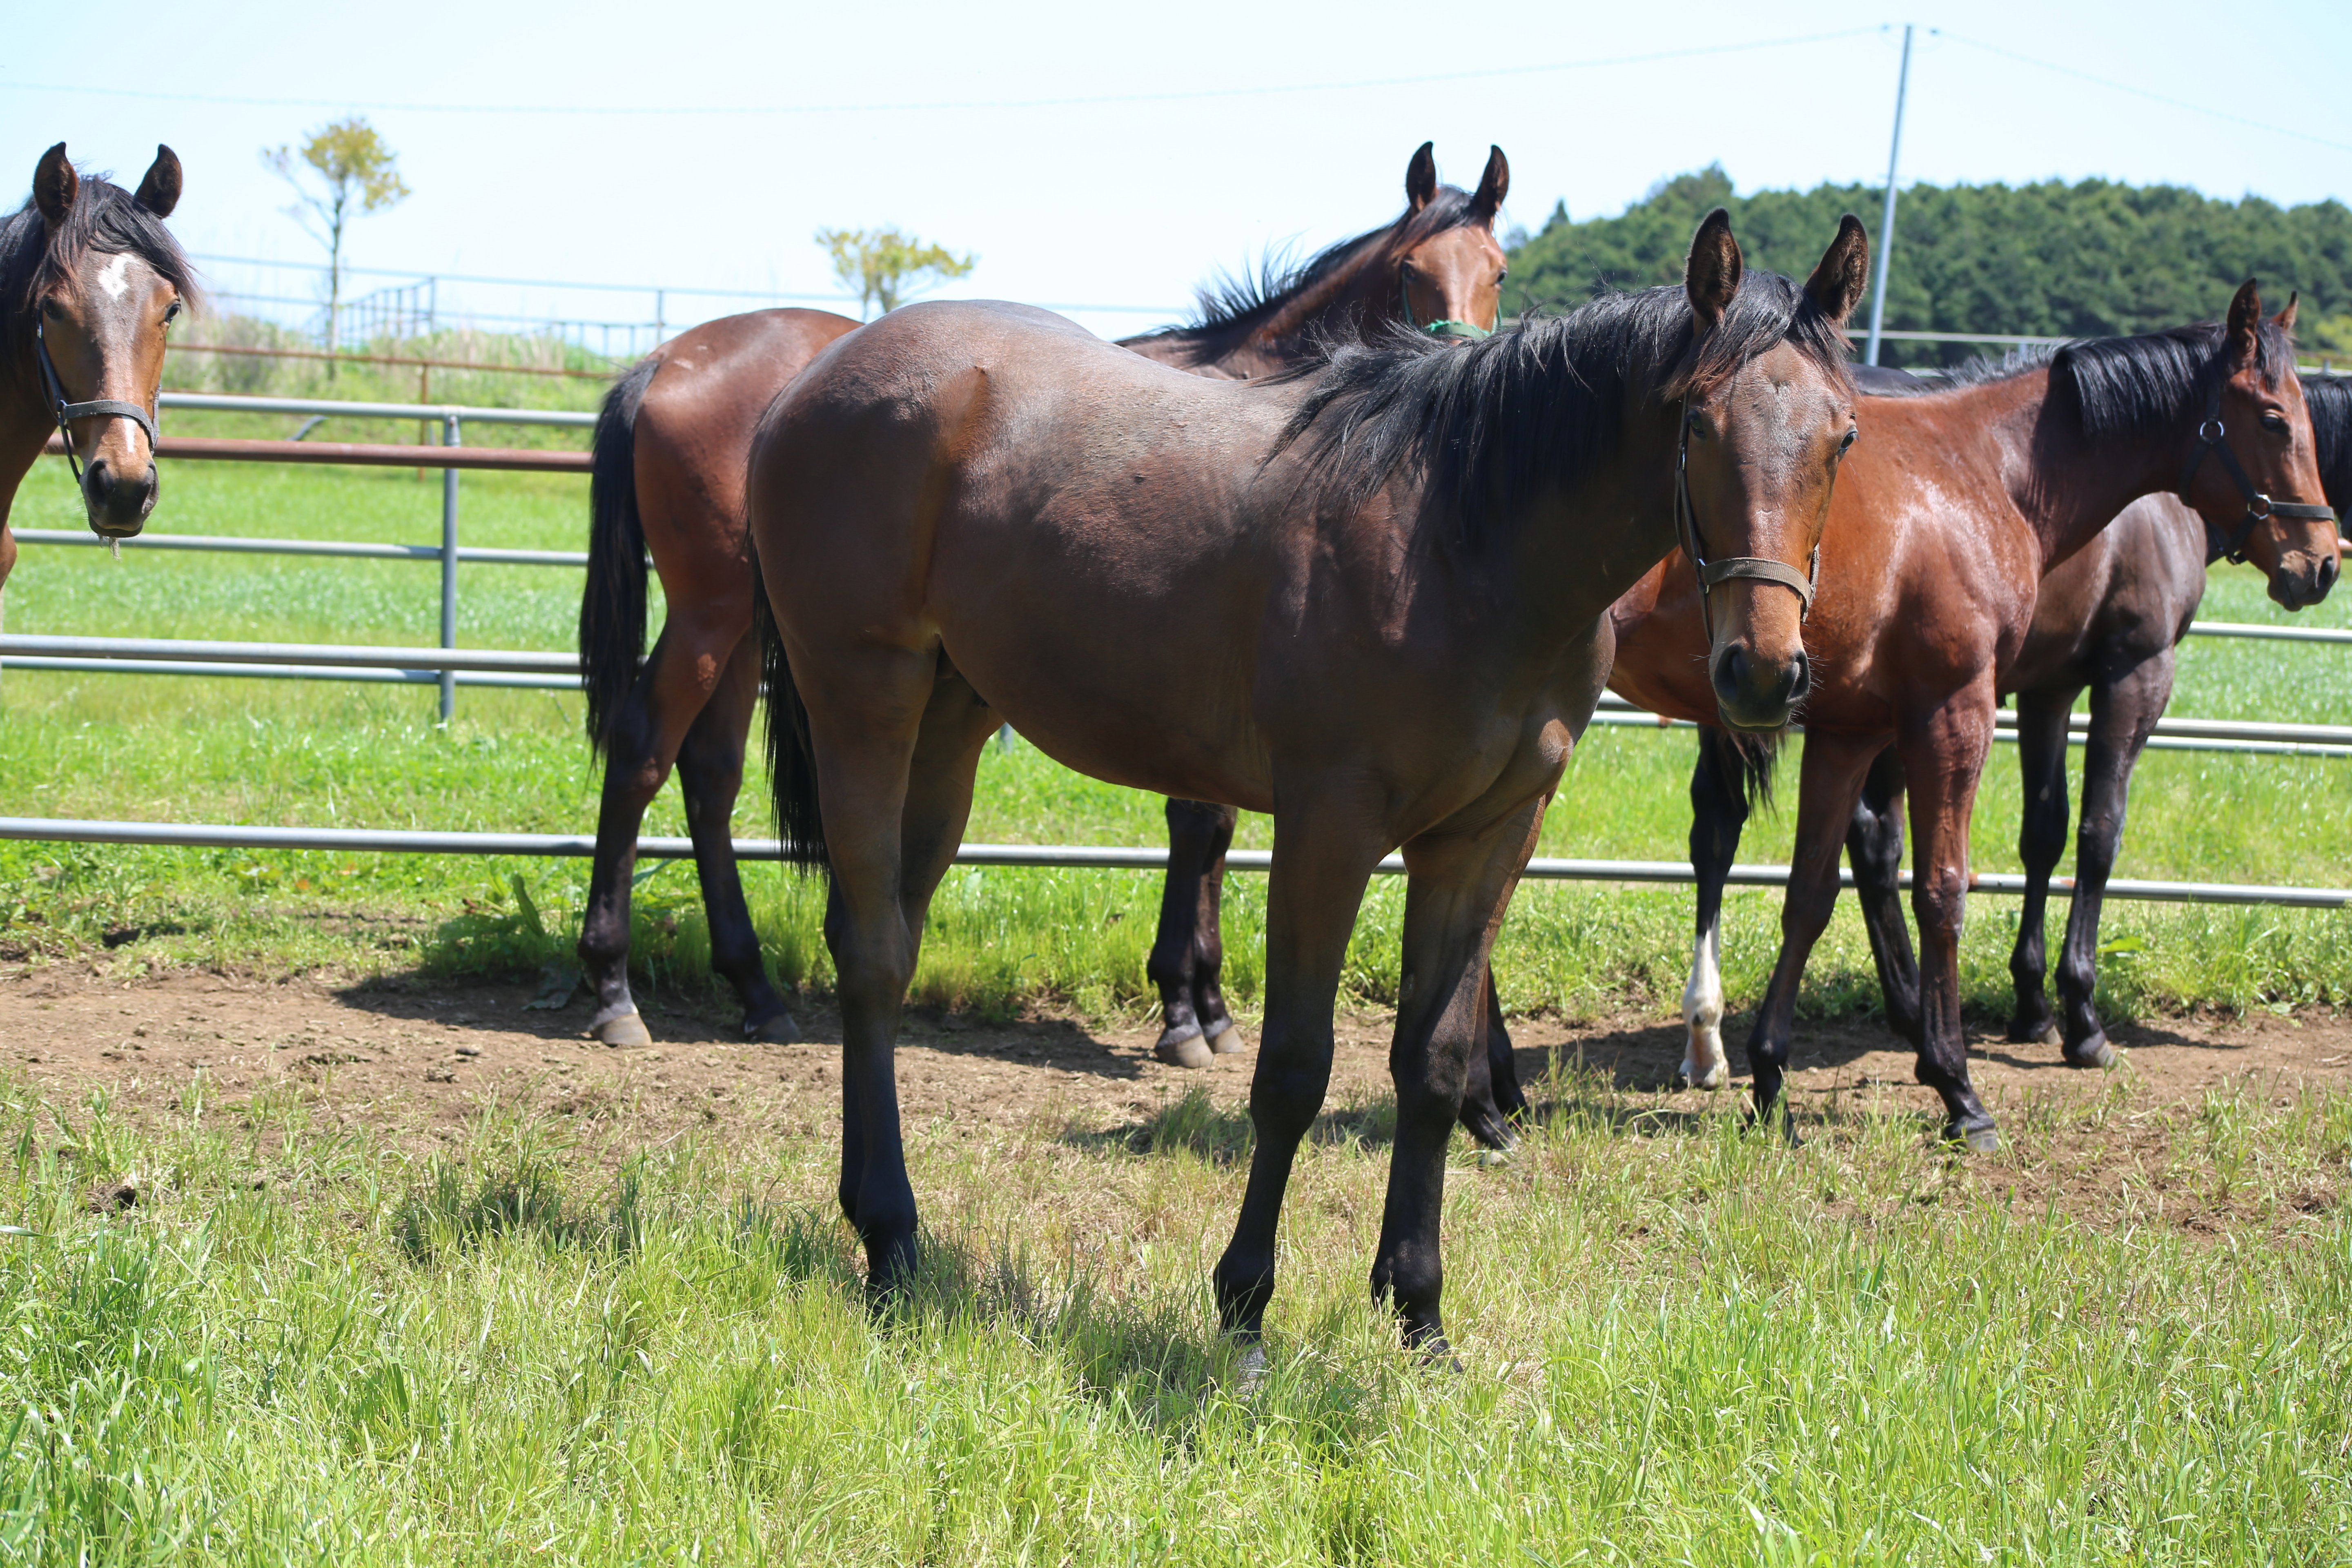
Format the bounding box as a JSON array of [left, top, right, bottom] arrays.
[[2197, 417, 2225, 445]]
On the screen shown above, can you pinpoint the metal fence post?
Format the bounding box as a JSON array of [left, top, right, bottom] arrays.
[[439, 413, 461, 722]]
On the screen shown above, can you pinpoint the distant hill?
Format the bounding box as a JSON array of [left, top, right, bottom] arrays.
[[1505, 165, 2352, 365]]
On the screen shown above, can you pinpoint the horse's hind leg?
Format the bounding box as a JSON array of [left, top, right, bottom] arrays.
[[1846, 746, 1922, 1047], [811, 650, 997, 1298], [1681, 733, 1751, 1089], [2005, 684, 2078, 1047], [2053, 653, 2170, 1068], [1149, 800, 1243, 1066], [677, 636, 797, 1042], [1455, 967, 1524, 1151], [578, 610, 741, 1047]]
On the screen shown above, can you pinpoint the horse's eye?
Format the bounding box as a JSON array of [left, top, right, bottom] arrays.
[[2261, 412, 2288, 434], [1686, 412, 1710, 440], [163, 301, 183, 325], [1840, 426, 1858, 452], [41, 298, 63, 320]]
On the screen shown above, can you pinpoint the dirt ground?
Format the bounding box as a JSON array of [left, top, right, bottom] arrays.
[[7, 959, 2350, 1156]]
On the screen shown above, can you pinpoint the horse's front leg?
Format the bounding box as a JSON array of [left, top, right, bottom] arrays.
[[1212, 799, 1385, 1353], [1845, 745, 1922, 1048], [1373, 795, 1548, 1358], [1896, 685, 2000, 1151], [1681, 731, 1755, 1090]]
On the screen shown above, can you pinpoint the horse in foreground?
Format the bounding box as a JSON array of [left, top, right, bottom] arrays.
[[1605, 284, 2333, 1150], [1, 143, 191, 608], [572, 142, 1512, 1055], [748, 212, 1867, 1353]]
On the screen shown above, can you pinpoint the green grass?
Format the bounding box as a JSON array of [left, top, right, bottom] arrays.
[[3, 456, 2349, 1025], [2, 1062, 2349, 1562]]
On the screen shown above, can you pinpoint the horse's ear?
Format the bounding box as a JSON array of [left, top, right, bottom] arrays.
[[2274, 291, 2299, 333], [1469, 145, 1509, 225], [1405, 141, 1437, 214], [1685, 208, 1743, 331], [135, 145, 183, 218], [1803, 213, 1871, 327], [2226, 279, 2263, 369], [33, 142, 77, 225]]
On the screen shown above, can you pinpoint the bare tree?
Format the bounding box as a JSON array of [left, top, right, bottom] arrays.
[[815, 228, 976, 320], [264, 118, 411, 370]]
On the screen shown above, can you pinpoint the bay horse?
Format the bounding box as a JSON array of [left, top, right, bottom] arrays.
[[1845, 366, 2351, 1068], [747, 211, 1869, 1352], [1605, 284, 2334, 1151], [573, 142, 1512, 1050], [2, 143, 191, 611]]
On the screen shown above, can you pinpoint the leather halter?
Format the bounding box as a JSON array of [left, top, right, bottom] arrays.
[[35, 314, 160, 489], [1675, 401, 1822, 642], [2177, 374, 2335, 566], [1399, 267, 1498, 340]]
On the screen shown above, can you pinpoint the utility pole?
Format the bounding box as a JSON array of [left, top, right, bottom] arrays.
[[1864, 23, 1915, 368]]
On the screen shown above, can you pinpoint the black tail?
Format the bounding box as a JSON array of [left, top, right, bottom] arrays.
[[1701, 725, 1782, 813], [579, 353, 662, 755], [753, 535, 829, 874]]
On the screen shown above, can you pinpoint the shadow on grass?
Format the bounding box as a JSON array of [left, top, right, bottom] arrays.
[[1062, 1085, 1406, 1165]]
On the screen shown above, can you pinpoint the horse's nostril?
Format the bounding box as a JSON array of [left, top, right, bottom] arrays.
[[1786, 650, 1811, 702], [1712, 647, 1747, 704]]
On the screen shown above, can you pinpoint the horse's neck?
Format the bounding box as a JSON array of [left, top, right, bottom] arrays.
[[1495, 432, 1682, 638], [1968, 370, 2189, 571], [1254, 236, 1393, 349]]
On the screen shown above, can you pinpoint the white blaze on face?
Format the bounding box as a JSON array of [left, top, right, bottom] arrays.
[[96, 253, 136, 301]]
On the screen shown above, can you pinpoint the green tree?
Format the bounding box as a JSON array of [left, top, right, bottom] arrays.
[[1506, 164, 2352, 367], [815, 227, 977, 319], [263, 117, 412, 368]]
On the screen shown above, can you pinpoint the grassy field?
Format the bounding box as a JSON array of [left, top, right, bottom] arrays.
[[2, 448, 2349, 1028], [2, 1052, 2349, 1563]]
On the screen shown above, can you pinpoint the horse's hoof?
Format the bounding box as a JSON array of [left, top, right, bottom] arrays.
[[1228, 1341, 1269, 1391], [1154, 1024, 1215, 1069], [1463, 1112, 1520, 1155], [745, 1009, 800, 1045], [1675, 1061, 1726, 1092], [2008, 1017, 2060, 1047], [1945, 1118, 2000, 1154], [1205, 1023, 1248, 1055], [2062, 1035, 2116, 1070], [592, 1010, 653, 1049]]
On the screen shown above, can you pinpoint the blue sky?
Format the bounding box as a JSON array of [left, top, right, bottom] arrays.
[[8, 0, 2347, 340]]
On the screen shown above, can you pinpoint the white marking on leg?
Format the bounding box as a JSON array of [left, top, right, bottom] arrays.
[[1681, 919, 1727, 1089], [96, 253, 135, 300]]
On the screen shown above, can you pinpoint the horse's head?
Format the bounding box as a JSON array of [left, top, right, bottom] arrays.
[[2186, 281, 2338, 609], [24, 142, 187, 539], [1393, 142, 1508, 341], [1675, 209, 1869, 732]]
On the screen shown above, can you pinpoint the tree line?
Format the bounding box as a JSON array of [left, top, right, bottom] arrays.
[[1504, 165, 2352, 364]]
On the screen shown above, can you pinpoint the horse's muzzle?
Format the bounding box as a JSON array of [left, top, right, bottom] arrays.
[[2267, 550, 2339, 611], [1711, 642, 1809, 731], [82, 457, 158, 538]]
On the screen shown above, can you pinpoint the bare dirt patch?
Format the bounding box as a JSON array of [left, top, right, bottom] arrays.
[[5, 962, 2348, 1159]]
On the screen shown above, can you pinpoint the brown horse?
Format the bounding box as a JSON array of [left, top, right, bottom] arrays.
[[1847, 368, 2351, 1067], [1606, 285, 2334, 1151], [746, 212, 1869, 1351], [2, 143, 191, 612], [573, 142, 1512, 1049]]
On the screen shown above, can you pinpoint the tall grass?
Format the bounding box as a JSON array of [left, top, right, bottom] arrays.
[[0, 1066, 2347, 1562]]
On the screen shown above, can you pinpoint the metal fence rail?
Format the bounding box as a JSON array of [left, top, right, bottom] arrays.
[[0, 817, 2342, 909], [7, 637, 2349, 755]]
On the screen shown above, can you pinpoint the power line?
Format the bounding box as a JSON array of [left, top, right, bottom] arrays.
[[1933, 31, 2352, 156], [6, 28, 1886, 117]]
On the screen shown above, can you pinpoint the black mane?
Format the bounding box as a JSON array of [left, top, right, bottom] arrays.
[[2302, 373, 2352, 510], [1, 168, 198, 389], [1273, 270, 1853, 546], [1854, 320, 2304, 447], [1122, 185, 1485, 354]]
